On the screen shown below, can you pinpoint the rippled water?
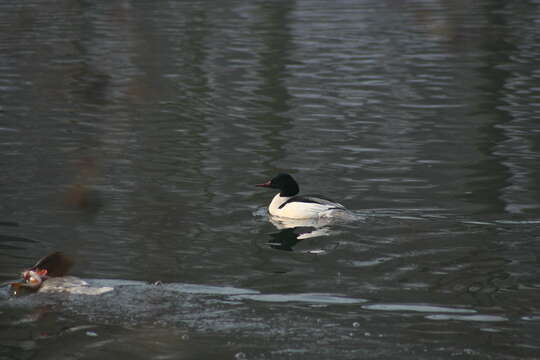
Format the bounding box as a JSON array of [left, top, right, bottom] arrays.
[[1, 0, 540, 359]]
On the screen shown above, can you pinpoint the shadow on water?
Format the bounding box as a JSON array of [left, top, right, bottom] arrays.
[[252, 0, 294, 170], [461, 0, 517, 215]]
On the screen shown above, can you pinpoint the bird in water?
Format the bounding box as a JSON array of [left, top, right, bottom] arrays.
[[256, 173, 350, 219], [9, 252, 74, 296]]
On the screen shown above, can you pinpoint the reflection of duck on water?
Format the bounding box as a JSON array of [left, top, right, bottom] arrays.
[[267, 215, 339, 251], [268, 227, 332, 251], [270, 215, 334, 236]]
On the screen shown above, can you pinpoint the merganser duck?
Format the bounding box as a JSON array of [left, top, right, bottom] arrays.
[[256, 173, 349, 219], [10, 252, 74, 296]]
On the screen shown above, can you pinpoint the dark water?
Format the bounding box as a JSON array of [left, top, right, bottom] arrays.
[[1, 0, 540, 359]]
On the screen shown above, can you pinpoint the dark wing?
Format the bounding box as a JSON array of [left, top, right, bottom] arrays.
[[30, 252, 74, 277], [279, 194, 345, 209]]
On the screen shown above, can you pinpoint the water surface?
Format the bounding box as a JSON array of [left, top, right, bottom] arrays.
[[1, 0, 540, 359]]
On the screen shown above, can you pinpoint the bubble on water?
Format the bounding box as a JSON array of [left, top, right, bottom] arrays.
[[352, 322, 360, 328], [364, 332, 371, 337], [252, 208, 268, 217], [235, 352, 247, 360]]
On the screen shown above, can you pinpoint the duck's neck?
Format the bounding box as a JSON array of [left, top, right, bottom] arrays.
[[269, 193, 291, 214], [280, 183, 299, 197]]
